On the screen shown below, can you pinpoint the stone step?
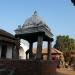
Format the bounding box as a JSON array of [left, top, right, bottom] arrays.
[[0, 64, 15, 75], [0, 69, 9, 75], [0, 69, 15, 75], [0, 64, 6, 69]]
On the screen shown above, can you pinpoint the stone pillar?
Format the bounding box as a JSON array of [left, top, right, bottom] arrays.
[[1, 44, 7, 59], [36, 34, 43, 60], [0, 45, 2, 58], [29, 42, 33, 59], [47, 41, 51, 60], [12, 45, 16, 59], [15, 38, 20, 59]]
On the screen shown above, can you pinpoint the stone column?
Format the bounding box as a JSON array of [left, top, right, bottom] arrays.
[[29, 42, 33, 59], [0, 45, 2, 58], [12, 45, 16, 59], [36, 34, 43, 60], [15, 38, 20, 59], [47, 41, 51, 60]]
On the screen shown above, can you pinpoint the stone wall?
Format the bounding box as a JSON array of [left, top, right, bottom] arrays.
[[0, 59, 57, 75]]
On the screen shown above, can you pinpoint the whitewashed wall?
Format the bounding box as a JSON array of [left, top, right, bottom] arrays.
[[19, 39, 29, 59], [6, 45, 12, 59], [19, 47, 26, 59]]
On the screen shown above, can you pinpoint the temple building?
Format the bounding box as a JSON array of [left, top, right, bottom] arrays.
[[33, 48, 64, 61], [0, 29, 19, 59], [0, 11, 57, 75]]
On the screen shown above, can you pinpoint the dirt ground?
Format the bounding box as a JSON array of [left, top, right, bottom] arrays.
[[56, 68, 75, 75]]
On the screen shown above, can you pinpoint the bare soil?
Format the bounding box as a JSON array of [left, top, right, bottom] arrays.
[[56, 68, 75, 75]]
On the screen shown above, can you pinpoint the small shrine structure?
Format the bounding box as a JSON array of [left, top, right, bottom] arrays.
[[15, 11, 53, 60]]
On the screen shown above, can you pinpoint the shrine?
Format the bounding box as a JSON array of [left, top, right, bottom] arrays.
[[15, 11, 53, 60]]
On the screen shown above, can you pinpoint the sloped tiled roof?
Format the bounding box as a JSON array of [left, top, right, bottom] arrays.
[[0, 29, 15, 39], [32, 48, 62, 54], [51, 48, 62, 54]]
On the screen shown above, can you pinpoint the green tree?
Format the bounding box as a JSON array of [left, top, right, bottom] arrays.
[[54, 35, 75, 51]]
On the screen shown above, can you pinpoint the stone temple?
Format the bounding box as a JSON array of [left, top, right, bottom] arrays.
[[15, 11, 53, 60], [0, 11, 56, 75]]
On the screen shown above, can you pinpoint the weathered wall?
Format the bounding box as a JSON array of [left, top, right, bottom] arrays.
[[19, 47, 26, 59], [6, 45, 12, 59], [0, 45, 13, 59], [0, 59, 57, 75]]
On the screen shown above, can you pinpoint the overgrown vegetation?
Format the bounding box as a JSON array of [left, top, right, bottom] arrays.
[[54, 35, 75, 51]]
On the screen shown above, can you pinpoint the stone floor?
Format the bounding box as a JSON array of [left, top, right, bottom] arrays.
[[56, 67, 75, 75]]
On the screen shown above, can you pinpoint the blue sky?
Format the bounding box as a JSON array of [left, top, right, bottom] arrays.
[[0, 0, 75, 45]]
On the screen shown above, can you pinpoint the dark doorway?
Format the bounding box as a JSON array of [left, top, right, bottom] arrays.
[[1, 45, 7, 58]]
